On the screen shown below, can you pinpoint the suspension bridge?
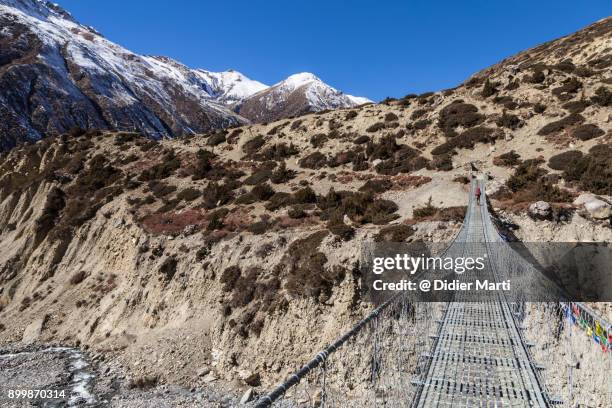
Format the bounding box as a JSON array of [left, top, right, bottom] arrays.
[[252, 177, 611, 407]]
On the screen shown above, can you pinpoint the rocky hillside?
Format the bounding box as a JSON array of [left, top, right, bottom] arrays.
[[0, 15, 610, 399], [0, 0, 368, 150]]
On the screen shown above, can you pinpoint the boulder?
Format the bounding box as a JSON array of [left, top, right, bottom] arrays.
[[529, 201, 551, 219], [22, 317, 45, 343], [574, 194, 611, 220], [240, 388, 254, 404]]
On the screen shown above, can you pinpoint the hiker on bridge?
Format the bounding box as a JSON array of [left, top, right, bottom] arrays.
[[475, 185, 481, 205]]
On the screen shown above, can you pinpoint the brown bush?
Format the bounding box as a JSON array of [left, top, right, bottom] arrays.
[[201, 182, 234, 209], [562, 100, 590, 114], [139, 150, 180, 181], [552, 78, 582, 100], [563, 145, 612, 195], [69, 271, 87, 285], [159, 257, 178, 282], [548, 150, 583, 171], [176, 188, 201, 202], [248, 220, 270, 235], [533, 103, 546, 114], [374, 224, 414, 242], [572, 124, 604, 141], [354, 135, 370, 144], [432, 154, 453, 171], [251, 143, 298, 161], [36, 187, 66, 238], [481, 79, 498, 97], [366, 122, 386, 133], [359, 179, 393, 194], [496, 112, 521, 130], [243, 135, 265, 155], [413, 197, 438, 219], [251, 183, 275, 201], [270, 161, 296, 183], [384, 112, 399, 122], [148, 181, 177, 198], [591, 87, 612, 107], [283, 231, 344, 301], [437, 101, 484, 135], [345, 110, 358, 120], [310, 133, 328, 148], [221, 266, 241, 292], [207, 131, 226, 146], [244, 168, 272, 185], [293, 187, 317, 204], [299, 152, 327, 169], [493, 151, 521, 167], [128, 375, 158, 390], [506, 160, 546, 192], [411, 109, 428, 120], [537, 113, 584, 136]]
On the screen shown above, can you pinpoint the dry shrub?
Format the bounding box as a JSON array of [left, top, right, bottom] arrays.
[[552, 78, 582, 100], [493, 151, 521, 167], [591, 86, 612, 107], [563, 144, 612, 195], [270, 162, 296, 183], [537, 113, 584, 136], [366, 122, 386, 133], [506, 161, 573, 203], [138, 150, 180, 181], [69, 271, 87, 285], [359, 179, 393, 194], [243, 135, 265, 155], [345, 110, 358, 120], [384, 112, 399, 122], [176, 188, 201, 202], [283, 231, 344, 301], [159, 257, 178, 282], [571, 124, 604, 141], [354, 135, 370, 144], [250, 143, 298, 161], [142, 209, 205, 235], [201, 182, 234, 209], [412, 197, 438, 219], [431, 127, 498, 156], [128, 375, 158, 390], [299, 152, 327, 169], [374, 224, 414, 242], [548, 151, 583, 171], [317, 189, 399, 225], [562, 100, 590, 114], [437, 101, 484, 136], [221, 266, 241, 292], [148, 181, 176, 198], [36, 187, 66, 238], [207, 131, 226, 146], [496, 112, 521, 130]]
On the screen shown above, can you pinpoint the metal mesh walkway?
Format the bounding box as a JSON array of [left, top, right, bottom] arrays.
[[414, 178, 548, 408]]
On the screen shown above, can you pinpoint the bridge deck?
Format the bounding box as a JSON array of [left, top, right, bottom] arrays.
[[415, 179, 548, 408]]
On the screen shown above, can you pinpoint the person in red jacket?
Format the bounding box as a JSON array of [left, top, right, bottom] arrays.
[[475, 185, 481, 205]]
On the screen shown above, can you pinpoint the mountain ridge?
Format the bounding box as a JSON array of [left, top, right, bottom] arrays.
[[0, 0, 369, 150]]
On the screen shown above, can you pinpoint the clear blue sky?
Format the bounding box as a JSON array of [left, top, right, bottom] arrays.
[[58, 0, 610, 101]]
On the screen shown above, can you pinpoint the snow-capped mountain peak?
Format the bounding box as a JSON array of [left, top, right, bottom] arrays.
[[277, 72, 321, 91], [195, 69, 268, 105], [237, 72, 371, 123]]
